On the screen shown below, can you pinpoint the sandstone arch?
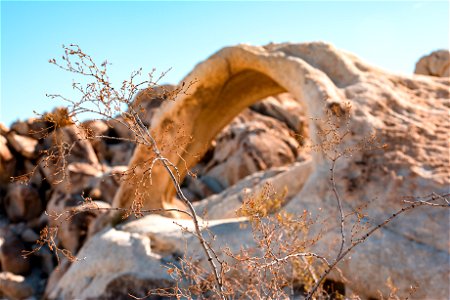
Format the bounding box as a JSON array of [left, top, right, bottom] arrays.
[[113, 43, 355, 211], [72, 43, 448, 299]]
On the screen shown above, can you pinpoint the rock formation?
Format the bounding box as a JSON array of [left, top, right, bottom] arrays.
[[415, 49, 450, 77], [109, 42, 449, 299], [1, 42, 449, 299]]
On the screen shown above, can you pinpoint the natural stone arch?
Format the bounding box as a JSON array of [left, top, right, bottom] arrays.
[[57, 43, 449, 299], [113, 44, 349, 211]]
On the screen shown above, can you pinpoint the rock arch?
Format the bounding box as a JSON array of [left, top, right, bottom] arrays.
[[113, 43, 354, 211], [84, 43, 448, 299]]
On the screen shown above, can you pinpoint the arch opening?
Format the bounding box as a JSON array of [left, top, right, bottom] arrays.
[[179, 90, 311, 202], [114, 69, 314, 213]]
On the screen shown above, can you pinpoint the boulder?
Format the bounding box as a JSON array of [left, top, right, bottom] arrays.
[[58, 200, 111, 255], [0, 123, 8, 134], [40, 125, 100, 190], [6, 132, 38, 159], [131, 85, 176, 126], [66, 162, 103, 195], [0, 272, 34, 300], [47, 214, 256, 299], [200, 108, 299, 190], [82, 120, 110, 163], [46, 226, 173, 299], [10, 117, 53, 140], [46, 191, 111, 254], [0, 135, 15, 186], [96, 165, 128, 204], [4, 183, 42, 222], [250, 92, 306, 135], [0, 230, 30, 275], [107, 142, 135, 166], [415, 49, 450, 77], [194, 160, 312, 219]]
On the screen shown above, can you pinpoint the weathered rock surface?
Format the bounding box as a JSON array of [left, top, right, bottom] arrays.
[[46, 226, 173, 299], [112, 42, 449, 299], [415, 49, 450, 77], [194, 160, 312, 219], [46, 214, 251, 299], [250, 92, 307, 135]]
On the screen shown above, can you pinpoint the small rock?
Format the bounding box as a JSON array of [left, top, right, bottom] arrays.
[[0, 271, 34, 300], [107, 142, 135, 166], [201, 109, 299, 189], [4, 183, 42, 222], [415, 49, 450, 77], [0, 231, 31, 275], [6, 132, 38, 159], [0, 135, 15, 186], [97, 165, 128, 204], [47, 191, 111, 254], [66, 162, 103, 195]]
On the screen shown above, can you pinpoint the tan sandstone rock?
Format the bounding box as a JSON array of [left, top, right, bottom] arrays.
[[415, 49, 450, 77], [46, 226, 173, 299], [109, 42, 449, 299]]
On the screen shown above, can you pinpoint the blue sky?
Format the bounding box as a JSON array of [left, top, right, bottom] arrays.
[[1, 1, 449, 126]]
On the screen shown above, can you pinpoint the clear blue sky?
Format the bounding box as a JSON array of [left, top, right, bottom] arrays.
[[1, 1, 449, 126]]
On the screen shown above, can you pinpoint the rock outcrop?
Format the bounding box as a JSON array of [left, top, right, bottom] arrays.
[[415, 49, 450, 77], [1, 43, 449, 299], [110, 42, 449, 299]]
